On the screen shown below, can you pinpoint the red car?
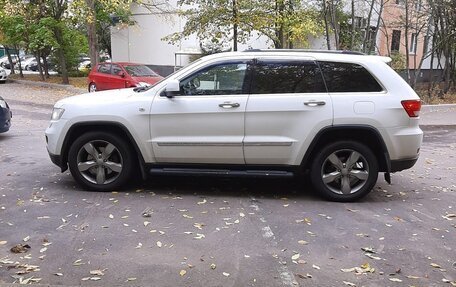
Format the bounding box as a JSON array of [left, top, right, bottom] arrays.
[[87, 62, 163, 92]]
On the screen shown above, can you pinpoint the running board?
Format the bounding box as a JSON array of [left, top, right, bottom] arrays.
[[149, 168, 294, 178]]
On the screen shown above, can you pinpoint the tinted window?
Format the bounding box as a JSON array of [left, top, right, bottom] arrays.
[[319, 62, 383, 92], [98, 64, 111, 74], [180, 62, 247, 95], [111, 64, 123, 75], [251, 61, 326, 94]]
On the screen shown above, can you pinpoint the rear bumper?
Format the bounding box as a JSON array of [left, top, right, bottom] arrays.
[[390, 157, 418, 172]]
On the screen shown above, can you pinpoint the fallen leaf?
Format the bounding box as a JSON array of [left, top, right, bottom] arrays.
[[10, 244, 31, 253], [179, 270, 186, 276], [312, 264, 320, 270], [108, 214, 114, 219], [143, 221, 150, 227], [298, 240, 308, 245], [197, 199, 207, 205], [90, 270, 104, 276], [54, 273, 63, 276], [127, 277, 136, 281], [210, 263, 216, 270], [223, 272, 230, 277], [90, 277, 101, 281], [389, 278, 402, 282], [183, 214, 193, 219], [343, 281, 356, 287], [430, 263, 441, 268], [0, 241, 7, 245], [23, 236, 30, 242], [156, 241, 162, 248], [291, 254, 300, 260], [39, 247, 47, 253]]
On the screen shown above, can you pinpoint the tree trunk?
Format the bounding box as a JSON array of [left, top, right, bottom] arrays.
[[371, 0, 384, 54], [4, 46, 15, 75], [350, 0, 355, 50], [404, 0, 411, 84], [86, 0, 99, 67], [274, 0, 285, 48], [362, 0, 375, 53], [232, 0, 238, 51], [54, 26, 69, 84], [35, 53, 45, 81], [15, 45, 24, 78], [322, 0, 331, 50], [42, 55, 50, 79]]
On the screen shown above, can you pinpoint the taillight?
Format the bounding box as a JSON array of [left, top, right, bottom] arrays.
[[401, 100, 421, 117]]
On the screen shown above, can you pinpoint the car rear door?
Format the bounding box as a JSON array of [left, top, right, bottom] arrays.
[[244, 57, 333, 165], [150, 60, 251, 164]]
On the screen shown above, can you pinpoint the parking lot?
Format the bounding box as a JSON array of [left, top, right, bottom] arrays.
[[0, 82, 455, 286]]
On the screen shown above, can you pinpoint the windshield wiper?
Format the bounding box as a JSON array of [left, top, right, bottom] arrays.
[[133, 86, 151, 92]]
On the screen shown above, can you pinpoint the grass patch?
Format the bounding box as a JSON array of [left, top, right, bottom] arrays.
[[9, 73, 87, 90]]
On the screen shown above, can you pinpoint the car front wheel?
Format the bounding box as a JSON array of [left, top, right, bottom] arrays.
[[310, 141, 378, 202], [68, 131, 134, 191]]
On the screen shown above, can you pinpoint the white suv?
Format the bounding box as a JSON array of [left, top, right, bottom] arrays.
[[45, 50, 423, 201]]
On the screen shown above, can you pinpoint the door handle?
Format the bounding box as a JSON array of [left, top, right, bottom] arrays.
[[219, 102, 240, 109], [304, 101, 326, 107]]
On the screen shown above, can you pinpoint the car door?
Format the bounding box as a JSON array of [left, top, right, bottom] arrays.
[[150, 60, 251, 164], [110, 64, 128, 89], [244, 57, 333, 165], [94, 63, 112, 90]]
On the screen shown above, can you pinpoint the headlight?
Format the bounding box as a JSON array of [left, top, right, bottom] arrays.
[[51, 108, 65, 120], [136, 82, 151, 87], [0, 99, 7, 109]]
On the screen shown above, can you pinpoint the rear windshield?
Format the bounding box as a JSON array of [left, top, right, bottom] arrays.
[[124, 65, 159, 77], [318, 61, 383, 92]]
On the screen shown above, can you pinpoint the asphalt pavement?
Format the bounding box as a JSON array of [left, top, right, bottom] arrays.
[[0, 83, 455, 286]]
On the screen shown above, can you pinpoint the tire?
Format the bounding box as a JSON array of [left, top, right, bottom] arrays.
[[68, 131, 134, 191], [310, 141, 378, 202], [88, 82, 97, 92]]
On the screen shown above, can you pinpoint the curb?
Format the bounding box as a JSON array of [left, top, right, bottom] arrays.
[[8, 79, 85, 94]]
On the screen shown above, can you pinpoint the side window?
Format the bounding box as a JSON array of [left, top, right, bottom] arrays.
[[111, 64, 123, 76], [251, 61, 326, 94], [319, 62, 383, 92], [98, 64, 111, 74], [179, 62, 247, 95]]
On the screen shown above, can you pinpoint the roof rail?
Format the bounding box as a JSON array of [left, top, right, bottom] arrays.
[[243, 49, 365, 55]]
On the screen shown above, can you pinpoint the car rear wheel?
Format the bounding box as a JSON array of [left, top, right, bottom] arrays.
[[310, 141, 378, 202], [68, 131, 134, 191], [88, 82, 97, 93]]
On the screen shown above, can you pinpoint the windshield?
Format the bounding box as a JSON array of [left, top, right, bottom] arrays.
[[124, 65, 159, 77]]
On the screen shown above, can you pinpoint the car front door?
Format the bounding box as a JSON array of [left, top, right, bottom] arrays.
[[95, 63, 112, 90], [110, 64, 128, 89], [244, 57, 333, 165], [150, 61, 251, 164]]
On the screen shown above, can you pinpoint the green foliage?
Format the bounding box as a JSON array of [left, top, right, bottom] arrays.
[[164, 0, 324, 51], [390, 51, 406, 71], [52, 24, 89, 72]]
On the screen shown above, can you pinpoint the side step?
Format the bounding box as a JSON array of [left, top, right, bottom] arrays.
[[149, 168, 294, 178]]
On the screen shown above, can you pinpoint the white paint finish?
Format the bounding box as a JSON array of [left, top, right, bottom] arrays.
[[354, 101, 375, 114], [150, 94, 247, 163]]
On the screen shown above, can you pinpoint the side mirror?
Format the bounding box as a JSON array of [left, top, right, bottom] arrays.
[[163, 79, 180, 98], [117, 71, 126, 78]]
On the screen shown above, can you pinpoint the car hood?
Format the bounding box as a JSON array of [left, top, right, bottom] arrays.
[[54, 88, 137, 108], [132, 76, 163, 84]]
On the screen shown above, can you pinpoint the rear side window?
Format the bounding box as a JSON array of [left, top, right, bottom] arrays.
[[251, 60, 326, 94], [319, 62, 383, 92]]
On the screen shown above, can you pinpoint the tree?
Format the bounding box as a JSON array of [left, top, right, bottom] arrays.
[[165, 0, 323, 52]]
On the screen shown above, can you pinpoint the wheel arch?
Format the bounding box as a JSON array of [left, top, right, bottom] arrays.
[[60, 122, 146, 177], [301, 125, 390, 173]]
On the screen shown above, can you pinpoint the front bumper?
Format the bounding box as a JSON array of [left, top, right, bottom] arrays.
[[0, 107, 12, 133], [390, 157, 418, 172], [47, 150, 67, 172]]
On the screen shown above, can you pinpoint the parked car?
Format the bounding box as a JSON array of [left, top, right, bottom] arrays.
[[0, 96, 12, 133], [0, 55, 19, 68], [78, 60, 91, 73], [21, 56, 38, 71], [87, 62, 163, 92], [0, 67, 7, 83], [46, 50, 423, 202], [28, 58, 55, 72]]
